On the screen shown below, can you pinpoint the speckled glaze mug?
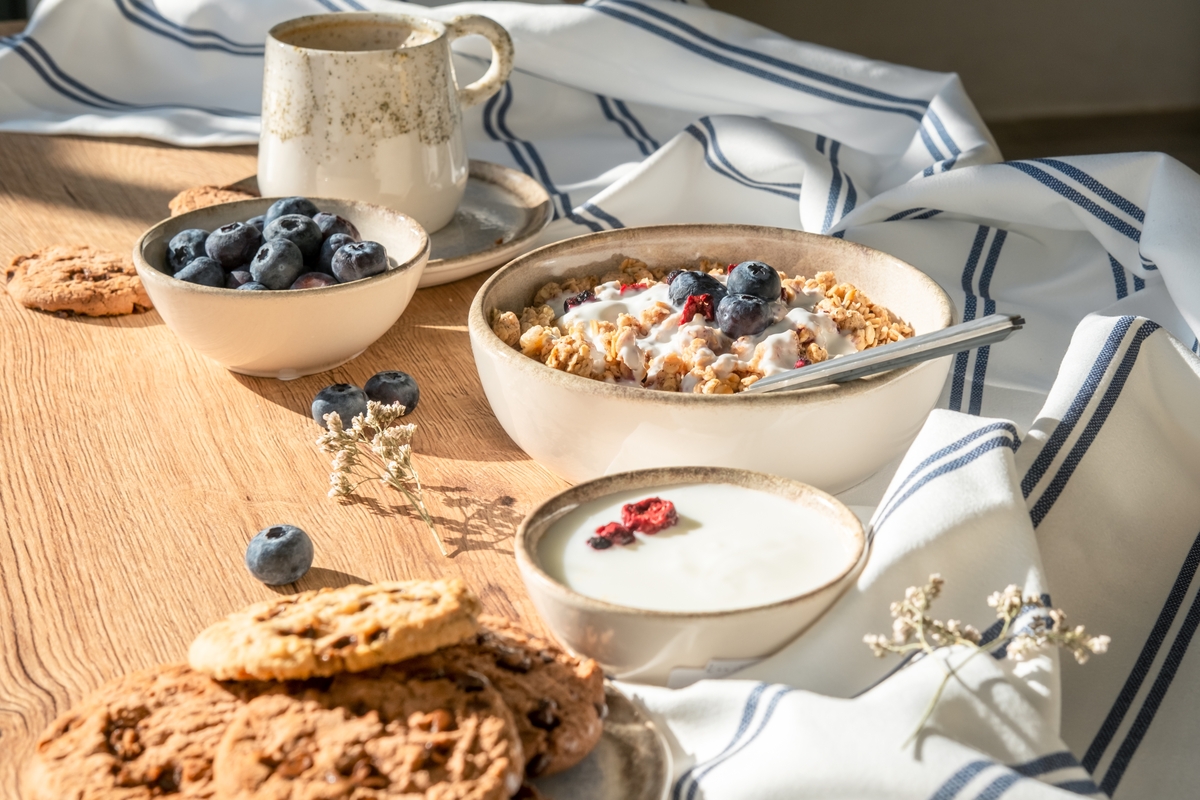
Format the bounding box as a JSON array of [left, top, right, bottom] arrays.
[[258, 12, 513, 233]]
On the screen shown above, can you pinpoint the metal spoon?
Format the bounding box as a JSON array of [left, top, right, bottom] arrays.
[[741, 313, 1025, 395]]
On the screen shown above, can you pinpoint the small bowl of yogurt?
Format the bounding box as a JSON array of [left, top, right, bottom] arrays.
[[515, 466, 865, 686]]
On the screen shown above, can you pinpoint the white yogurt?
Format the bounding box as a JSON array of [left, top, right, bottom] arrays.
[[537, 483, 857, 613]]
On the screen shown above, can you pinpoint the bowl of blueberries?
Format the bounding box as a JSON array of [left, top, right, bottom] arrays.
[[134, 195, 429, 379]]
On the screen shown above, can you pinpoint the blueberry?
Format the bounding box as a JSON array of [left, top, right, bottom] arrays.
[[263, 214, 323, 265], [318, 233, 355, 275], [264, 196, 319, 227], [250, 238, 304, 290], [364, 370, 419, 413], [247, 215, 266, 232], [331, 241, 389, 283], [174, 257, 224, 287], [205, 222, 262, 269], [716, 294, 773, 338], [167, 229, 209, 273], [312, 383, 369, 428], [313, 212, 361, 242], [667, 271, 727, 308], [244, 525, 314, 585], [237, 281, 270, 291], [226, 269, 253, 289], [727, 260, 782, 301], [290, 272, 338, 290]]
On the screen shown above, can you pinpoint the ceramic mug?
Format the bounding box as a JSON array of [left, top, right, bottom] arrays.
[[258, 12, 514, 233]]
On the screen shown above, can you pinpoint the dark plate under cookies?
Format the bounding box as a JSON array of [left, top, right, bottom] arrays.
[[533, 683, 670, 800]]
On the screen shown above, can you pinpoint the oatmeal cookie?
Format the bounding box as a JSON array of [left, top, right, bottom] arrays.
[[168, 184, 258, 216], [23, 663, 256, 800], [188, 579, 481, 681], [5, 244, 151, 316], [213, 666, 523, 800], [398, 616, 606, 778]]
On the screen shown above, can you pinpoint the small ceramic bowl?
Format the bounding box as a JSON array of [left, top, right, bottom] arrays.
[[468, 224, 954, 493], [134, 198, 429, 379], [516, 467, 866, 686]]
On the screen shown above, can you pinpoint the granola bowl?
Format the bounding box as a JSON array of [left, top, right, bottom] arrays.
[[134, 197, 428, 380], [468, 224, 954, 492]]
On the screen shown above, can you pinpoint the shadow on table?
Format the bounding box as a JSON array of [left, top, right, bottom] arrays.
[[339, 484, 522, 557], [64, 308, 163, 328], [269, 567, 370, 594]]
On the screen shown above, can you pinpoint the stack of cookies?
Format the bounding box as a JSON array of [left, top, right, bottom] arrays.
[[25, 579, 606, 799]]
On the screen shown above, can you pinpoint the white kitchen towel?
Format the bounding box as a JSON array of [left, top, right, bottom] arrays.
[[5, 1, 1200, 798]]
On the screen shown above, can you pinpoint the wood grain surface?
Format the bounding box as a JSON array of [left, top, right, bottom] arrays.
[[0, 131, 569, 797]]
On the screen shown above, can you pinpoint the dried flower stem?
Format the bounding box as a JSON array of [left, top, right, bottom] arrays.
[[864, 575, 1110, 746], [315, 401, 448, 557]]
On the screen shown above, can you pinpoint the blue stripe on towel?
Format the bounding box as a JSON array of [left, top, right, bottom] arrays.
[[1020, 317, 1135, 497], [822, 140, 844, 232], [590, 3, 926, 122], [123, 0, 264, 51], [603, 0, 930, 110], [949, 226, 991, 411], [930, 760, 992, 800], [884, 422, 1021, 509], [672, 684, 769, 800], [685, 686, 793, 800], [1084, 531, 1200, 772], [969, 230, 1007, 415], [614, 98, 660, 151], [1004, 162, 1141, 242], [684, 122, 802, 200], [597, 95, 656, 156], [973, 773, 1019, 800], [1100, 569, 1200, 795], [1028, 319, 1160, 527], [1032, 158, 1144, 223], [873, 431, 1018, 533], [578, 201, 625, 229], [1108, 254, 1129, 300], [112, 0, 263, 56], [927, 107, 962, 156]]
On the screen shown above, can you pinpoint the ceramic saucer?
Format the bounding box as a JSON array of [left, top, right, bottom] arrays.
[[532, 682, 671, 800], [231, 159, 552, 288]]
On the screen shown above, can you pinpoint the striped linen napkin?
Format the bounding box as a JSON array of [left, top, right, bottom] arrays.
[[5, 1, 1200, 797]]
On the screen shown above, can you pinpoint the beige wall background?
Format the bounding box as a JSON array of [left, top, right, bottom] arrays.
[[707, 0, 1200, 121]]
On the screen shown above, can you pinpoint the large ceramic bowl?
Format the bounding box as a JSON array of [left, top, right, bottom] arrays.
[[468, 224, 954, 493], [516, 467, 866, 686], [134, 198, 428, 379]]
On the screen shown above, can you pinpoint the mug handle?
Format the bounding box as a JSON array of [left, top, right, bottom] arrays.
[[444, 14, 515, 110]]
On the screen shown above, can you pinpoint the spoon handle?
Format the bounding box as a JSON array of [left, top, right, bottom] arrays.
[[741, 313, 1025, 395]]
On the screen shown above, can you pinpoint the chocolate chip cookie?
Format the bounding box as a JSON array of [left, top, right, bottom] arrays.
[[168, 184, 257, 216], [398, 616, 606, 778], [5, 244, 151, 316], [24, 663, 256, 799], [188, 579, 481, 681], [214, 666, 524, 799]]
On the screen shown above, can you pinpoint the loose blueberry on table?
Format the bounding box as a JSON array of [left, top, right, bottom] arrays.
[[245, 524, 314, 585], [311, 383, 369, 429], [167, 196, 390, 290], [364, 370, 420, 413]]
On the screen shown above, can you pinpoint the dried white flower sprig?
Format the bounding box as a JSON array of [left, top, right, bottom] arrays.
[[864, 575, 1110, 744], [315, 400, 447, 557]]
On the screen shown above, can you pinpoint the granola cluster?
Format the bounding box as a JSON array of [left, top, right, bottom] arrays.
[[490, 257, 913, 394]]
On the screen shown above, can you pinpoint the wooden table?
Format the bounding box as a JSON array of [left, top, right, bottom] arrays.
[[0, 128, 570, 795]]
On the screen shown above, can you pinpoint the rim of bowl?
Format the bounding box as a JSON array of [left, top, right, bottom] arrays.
[[267, 12, 449, 55], [133, 197, 430, 297], [468, 223, 954, 404], [515, 466, 867, 619]]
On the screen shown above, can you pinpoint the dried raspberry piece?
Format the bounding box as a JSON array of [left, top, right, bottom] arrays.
[[621, 497, 678, 534], [664, 269, 684, 285], [619, 282, 649, 295], [794, 357, 809, 369], [594, 522, 636, 546], [679, 293, 715, 322], [586, 536, 613, 550], [727, 263, 738, 273], [564, 290, 594, 312]]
